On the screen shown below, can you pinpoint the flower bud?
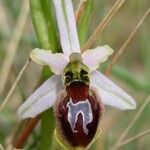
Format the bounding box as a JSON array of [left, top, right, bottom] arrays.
[[54, 82, 103, 149]]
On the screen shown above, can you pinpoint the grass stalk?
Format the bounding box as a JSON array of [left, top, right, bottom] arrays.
[[112, 128, 150, 150], [114, 94, 150, 146], [82, 0, 126, 51], [0, 59, 31, 112], [75, 0, 87, 24], [105, 8, 150, 75], [0, 0, 29, 95]]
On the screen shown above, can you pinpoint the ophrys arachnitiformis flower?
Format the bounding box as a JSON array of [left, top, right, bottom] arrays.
[[18, 0, 136, 149]]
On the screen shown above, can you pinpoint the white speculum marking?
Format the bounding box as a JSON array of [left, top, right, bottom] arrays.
[[67, 98, 93, 134]]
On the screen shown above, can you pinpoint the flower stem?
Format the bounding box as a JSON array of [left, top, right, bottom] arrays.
[[30, 0, 59, 149], [38, 109, 55, 150]]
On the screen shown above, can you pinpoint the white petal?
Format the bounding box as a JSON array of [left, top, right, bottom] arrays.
[[30, 48, 69, 74], [90, 71, 136, 110], [52, 0, 80, 56], [82, 45, 114, 71], [18, 75, 63, 119]]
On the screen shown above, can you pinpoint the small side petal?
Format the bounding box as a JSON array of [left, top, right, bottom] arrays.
[[30, 48, 69, 74], [91, 71, 136, 110], [82, 45, 113, 71], [18, 75, 63, 119]]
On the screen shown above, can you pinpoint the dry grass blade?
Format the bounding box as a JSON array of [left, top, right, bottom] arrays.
[[10, 120, 26, 146], [105, 8, 150, 75], [0, 0, 29, 95], [14, 116, 40, 149], [114, 94, 150, 146], [82, 0, 126, 52], [0, 59, 31, 112], [112, 129, 150, 150], [75, 0, 87, 24]]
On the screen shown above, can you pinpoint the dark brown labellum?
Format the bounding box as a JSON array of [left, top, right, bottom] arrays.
[[54, 81, 103, 148]]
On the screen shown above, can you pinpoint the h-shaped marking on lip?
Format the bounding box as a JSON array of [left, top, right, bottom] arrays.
[[67, 98, 93, 134]]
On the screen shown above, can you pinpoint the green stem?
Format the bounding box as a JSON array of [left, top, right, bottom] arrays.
[[30, 1, 60, 150], [77, 0, 93, 47], [38, 109, 55, 150], [29, 0, 58, 50], [37, 69, 56, 150]]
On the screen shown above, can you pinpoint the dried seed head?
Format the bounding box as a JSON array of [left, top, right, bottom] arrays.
[[54, 82, 103, 149]]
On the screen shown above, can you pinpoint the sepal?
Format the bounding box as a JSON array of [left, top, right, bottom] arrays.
[[91, 71, 136, 110], [18, 75, 63, 119]]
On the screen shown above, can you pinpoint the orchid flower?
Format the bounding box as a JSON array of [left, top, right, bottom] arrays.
[[18, 0, 136, 149]]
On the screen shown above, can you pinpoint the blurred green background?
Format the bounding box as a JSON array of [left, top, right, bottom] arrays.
[[0, 0, 149, 150]]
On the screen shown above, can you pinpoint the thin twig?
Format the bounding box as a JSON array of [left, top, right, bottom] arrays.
[[82, 0, 126, 52], [0, 0, 29, 95], [14, 116, 40, 149], [75, 0, 87, 24], [115, 94, 150, 146], [112, 129, 150, 150], [0, 59, 31, 112], [105, 8, 150, 75]]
